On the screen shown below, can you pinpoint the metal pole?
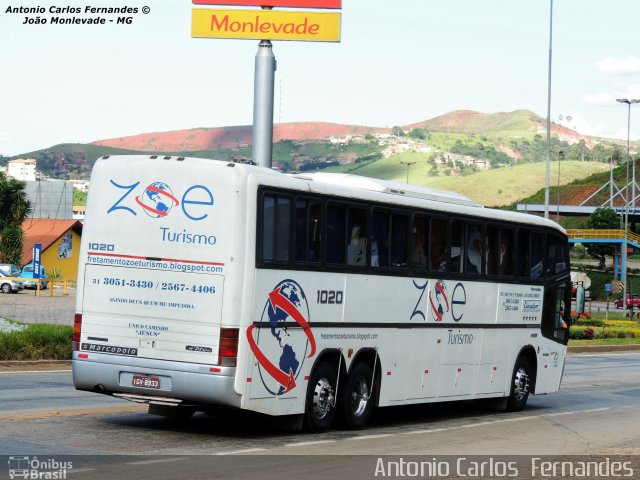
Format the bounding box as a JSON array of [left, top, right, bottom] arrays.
[[252, 39, 276, 169], [610, 156, 614, 208], [401, 161, 416, 184], [544, 0, 553, 219]]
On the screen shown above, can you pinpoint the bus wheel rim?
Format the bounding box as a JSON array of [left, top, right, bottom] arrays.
[[312, 377, 335, 419], [350, 377, 370, 417], [513, 367, 530, 401]]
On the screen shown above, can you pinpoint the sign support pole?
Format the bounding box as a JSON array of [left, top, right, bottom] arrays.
[[252, 39, 276, 169]]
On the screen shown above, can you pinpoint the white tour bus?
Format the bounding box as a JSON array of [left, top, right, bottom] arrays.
[[73, 155, 576, 432]]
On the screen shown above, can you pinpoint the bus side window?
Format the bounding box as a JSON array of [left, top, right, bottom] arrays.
[[450, 221, 464, 273], [517, 229, 530, 278], [466, 223, 482, 274], [262, 193, 290, 263], [531, 232, 544, 279], [294, 198, 307, 263], [262, 195, 275, 262], [371, 211, 389, 268], [326, 204, 346, 265], [486, 225, 499, 275], [412, 216, 428, 268], [499, 229, 514, 276], [347, 207, 368, 266], [308, 202, 322, 263], [391, 213, 409, 268], [547, 233, 567, 277], [429, 218, 448, 272], [275, 196, 290, 262]]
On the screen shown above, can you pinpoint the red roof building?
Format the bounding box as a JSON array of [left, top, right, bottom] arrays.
[[22, 219, 83, 280]]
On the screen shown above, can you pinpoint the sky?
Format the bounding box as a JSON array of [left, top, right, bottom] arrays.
[[1, 0, 640, 156]]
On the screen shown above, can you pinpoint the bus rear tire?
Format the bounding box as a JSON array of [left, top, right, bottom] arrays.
[[304, 361, 337, 433], [339, 362, 374, 430], [506, 356, 532, 412]]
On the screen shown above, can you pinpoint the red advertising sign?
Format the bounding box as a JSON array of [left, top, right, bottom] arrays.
[[192, 0, 341, 9]]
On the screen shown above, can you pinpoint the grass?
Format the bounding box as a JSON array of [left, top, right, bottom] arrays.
[[328, 158, 609, 207], [0, 322, 72, 361]]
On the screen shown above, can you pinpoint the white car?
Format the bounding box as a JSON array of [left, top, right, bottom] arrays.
[[0, 271, 24, 294]]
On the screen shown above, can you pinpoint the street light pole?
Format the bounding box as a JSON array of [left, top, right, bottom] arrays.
[[400, 161, 416, 184], [544, 0, 554, 219], [616, 97, 639, 315]]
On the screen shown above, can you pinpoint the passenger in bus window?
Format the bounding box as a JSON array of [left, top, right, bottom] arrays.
[[466, 228, 482, 274], [371, 213, 389, 268], [347, 225, 367, 266], [499, 230, 514, 276]]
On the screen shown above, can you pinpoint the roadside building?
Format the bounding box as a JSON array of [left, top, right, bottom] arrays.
[[21, 219, 83, 281], [8, 159, 37, 181]]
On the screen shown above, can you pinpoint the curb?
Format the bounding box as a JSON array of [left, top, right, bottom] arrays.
[[567, 344, 640, 354], [0, 360, 71, 369]]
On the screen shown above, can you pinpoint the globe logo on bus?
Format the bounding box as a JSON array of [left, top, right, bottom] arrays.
[[429, 279, 450, 322], [135, 182, 180, 218], [246, 279, 317, 396]]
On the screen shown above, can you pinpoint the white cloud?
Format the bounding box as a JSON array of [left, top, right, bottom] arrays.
[[596, 56, 640, 75], [583, 92, 616, 106], [620, 84, 640, 99]]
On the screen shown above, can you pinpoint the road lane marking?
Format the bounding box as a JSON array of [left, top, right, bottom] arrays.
[[67, 468, 96, 474], [348, 434, 395, 440], [126, 458, 186, 465], [218, 448, 267, 455], [401, 407, 616, 437], [403, 428, 448, 435], [284, 440, 336, 447], [0, 404, 147, 421]]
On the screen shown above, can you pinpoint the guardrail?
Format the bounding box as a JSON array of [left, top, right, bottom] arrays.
[[2, 277, 75, 296], [566, 229, 640, 244]]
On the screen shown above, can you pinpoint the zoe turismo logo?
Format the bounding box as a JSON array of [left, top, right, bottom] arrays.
[[412, 279, 467, 322], [107, 179, 215, 221], [247, 279, 316, 395]]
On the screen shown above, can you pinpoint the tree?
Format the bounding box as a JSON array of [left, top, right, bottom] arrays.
[[391, 126, 405, 138], [0, 172, 32, 264], [583, 207, 619, 270]]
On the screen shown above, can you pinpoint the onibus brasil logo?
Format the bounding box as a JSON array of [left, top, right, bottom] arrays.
[[247, 279, 316, 395]]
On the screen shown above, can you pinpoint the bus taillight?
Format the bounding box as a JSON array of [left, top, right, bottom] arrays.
[[73, 313, 82, 351], [218, 327, 239, 367]]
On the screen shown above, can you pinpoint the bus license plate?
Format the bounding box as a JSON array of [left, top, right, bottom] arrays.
[[132, 375, 160, 389]]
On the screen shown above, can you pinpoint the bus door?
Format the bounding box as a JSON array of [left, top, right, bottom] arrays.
[[539, 280, 571, 393]]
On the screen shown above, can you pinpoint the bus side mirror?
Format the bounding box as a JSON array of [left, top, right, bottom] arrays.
[[575, 286, 586, 316]]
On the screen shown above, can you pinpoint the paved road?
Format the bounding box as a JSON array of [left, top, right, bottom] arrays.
[[1, 354, 639, 454], [0, 289, 75, 325], [1, 353, 639, 479]]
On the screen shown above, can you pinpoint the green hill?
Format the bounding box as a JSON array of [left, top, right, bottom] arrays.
[[327, 153, 610, 207]]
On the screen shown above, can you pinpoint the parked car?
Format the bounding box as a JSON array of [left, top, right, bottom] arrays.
[[0, 263, 22, 277], [614, 294, 640, 309], [0, 271, 24, 294], [20, 263, 49, 289]]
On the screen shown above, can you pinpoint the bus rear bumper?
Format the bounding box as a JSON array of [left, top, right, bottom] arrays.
[[72, 354, 242, 409]]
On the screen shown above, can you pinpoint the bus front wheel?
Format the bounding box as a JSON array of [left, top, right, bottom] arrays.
[[304, 361, 337, 433], [339, 362, 374, 430], [506, 356, 532, 411]]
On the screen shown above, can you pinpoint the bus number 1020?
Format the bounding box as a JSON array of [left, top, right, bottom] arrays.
[[317, 290, 343, 304]]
